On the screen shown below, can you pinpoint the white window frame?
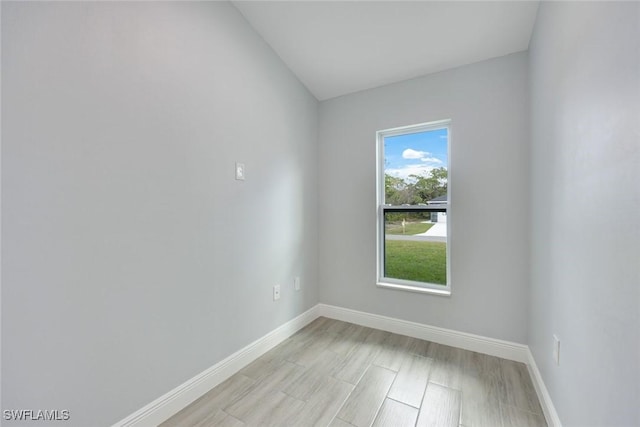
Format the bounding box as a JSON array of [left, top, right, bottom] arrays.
[[376, 120, 452, 296]]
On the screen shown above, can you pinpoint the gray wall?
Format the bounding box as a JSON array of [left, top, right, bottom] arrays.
[[1, 2, 318, 426], [528, 2, 640, 425], [318, 52, 530, 343]]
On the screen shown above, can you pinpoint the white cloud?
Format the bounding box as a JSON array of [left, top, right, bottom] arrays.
[[385, 164, 440, 182], [420, 157, 443, 164], [402, 149, 429, 159], [402, 148, 443, 165]]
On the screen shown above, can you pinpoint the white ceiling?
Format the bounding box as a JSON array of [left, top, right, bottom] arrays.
[[233, 1, 540, 101]]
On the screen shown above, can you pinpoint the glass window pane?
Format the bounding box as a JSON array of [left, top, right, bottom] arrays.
[[383, 128, 448, 206], [383, 210, 447, 286]]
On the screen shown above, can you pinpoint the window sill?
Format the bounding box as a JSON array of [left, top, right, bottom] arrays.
[[376, 281, 451, 297]]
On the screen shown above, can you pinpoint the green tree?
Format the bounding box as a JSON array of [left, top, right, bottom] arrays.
[[410, 167, 448, 203], [384, 168, 447, 206], [384, 174, 420, 205]]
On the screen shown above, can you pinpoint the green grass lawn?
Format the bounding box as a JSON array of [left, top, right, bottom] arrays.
[[385, 221, 434, 235], [385, 240, 447, 285]]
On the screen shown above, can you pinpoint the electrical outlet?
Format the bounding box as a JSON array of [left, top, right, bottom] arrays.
[[294, 276, 301, 291], [553, 335, 560, 365], [273, 284, 281, 301]]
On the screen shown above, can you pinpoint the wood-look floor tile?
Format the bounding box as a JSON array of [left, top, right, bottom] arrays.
[[241, 335, 309, 377], [500, 402, 547, 427], [416, 382, 461, 427], [192, 409, 244, 427], [287, 331, 339, 367], [364, 328, 392, 346], [387, 354, 432, 408], [459, 351, 506, 427], [160, 374, 255, 427], [372, 398, 419, 427], [224, 361, 304, 419], [460, 395, 502, 427], [283, 349, 344, 401], [327, 323, 371, 358], [258, 359, 306, 392], [373, 332, 413, 372], [286, 376, 354, 427], [302, 317, 333, 334], [405, 336, 434, 358], [499, 360, 543, 415], [288, 318, 332, 347], [331, 346, 374, 385], [159, 395, 215, 427], [331, 329, 388, 384], [329, 418, 355, 427], [461, 372, 497, 401], [238, 353, 286, 383], [336, 365, 396, 427], [461, 351, 505, 403], [229, 391, 306, 425], [163, 319, 546, 427], [428, 343, 465, 390], [325, 319, 353, 335], [312, 348, 347, 373], [288, 329, 324, 350], [462, 351, 503, 378], [267, 337, 306, 361]]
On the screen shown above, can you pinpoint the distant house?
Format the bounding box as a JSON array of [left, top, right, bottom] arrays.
[[427, 194, 447, 204], [427, 194, 447, 222]]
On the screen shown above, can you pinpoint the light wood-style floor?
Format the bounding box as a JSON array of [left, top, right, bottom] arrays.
[[161, 317, 546, 427]]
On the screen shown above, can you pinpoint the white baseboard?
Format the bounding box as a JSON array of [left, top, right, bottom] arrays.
[[112, 305, 319, 427], [317, 304, 529, 363], [526, 348, 562, 427]]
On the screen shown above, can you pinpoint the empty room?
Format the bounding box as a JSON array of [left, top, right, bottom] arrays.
[[1, 1, 638, 426]]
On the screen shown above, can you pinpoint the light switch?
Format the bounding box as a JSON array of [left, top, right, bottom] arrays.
[[235, 162, 245, 180]]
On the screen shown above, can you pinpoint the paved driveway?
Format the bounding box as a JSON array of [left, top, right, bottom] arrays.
[[417, 222, 447, 237], [385, 234, 446, 243], [385, 222, 447, 243]]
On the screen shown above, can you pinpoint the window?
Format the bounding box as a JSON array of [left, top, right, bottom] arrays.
[[376, 120, 451, 295]]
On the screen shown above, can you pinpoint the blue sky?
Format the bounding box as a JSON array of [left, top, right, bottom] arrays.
[[384, 128, 448, 181]]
